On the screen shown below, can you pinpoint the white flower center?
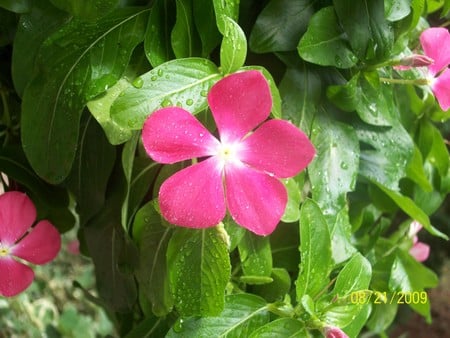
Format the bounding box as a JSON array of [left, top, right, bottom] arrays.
[[216, 142, 241, 167]]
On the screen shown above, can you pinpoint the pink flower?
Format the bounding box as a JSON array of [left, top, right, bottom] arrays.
[[323, 326, 349, 338], [0, 191, 61, 297], [408, 221, 430, 262], [419, 27, 450, 110], [142, 70, 315, 235]]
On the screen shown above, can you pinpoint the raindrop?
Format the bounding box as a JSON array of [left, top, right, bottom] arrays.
[[161, 99, 172, 107], [173, 318, 184, 333], [157, 69, 163, 77], [132, 77, 144, 88], [340, 162, 348, 170], [186, 98, 194, 106], [200, 90, 208, 97], [151, 75, 158, 81]]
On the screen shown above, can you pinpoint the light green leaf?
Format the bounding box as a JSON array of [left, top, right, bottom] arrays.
[[298, 6, 358, 68], [166, 294, 269, 337], [406, 146, 433, 192], [111, 58, 221, 130], [219, 15, 247, 74], [0, 0, 31, 13], [281, 178, 301, 223], [384, 0, 411, 21], [167, 226, 231, 316], [238, 231, 272, 284], [21, 7, 148, 183], [330, 208, 358, 265], [296, 200, 332, 300], [212, 0, 239, 33], [249, 318, 306, 338]]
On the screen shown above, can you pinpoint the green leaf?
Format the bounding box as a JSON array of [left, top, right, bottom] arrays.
[[133, 201, 174, 317], [406, 146, 433, 192], [296, 200, 332, 300], [65, 114, 116, 226], [270, 220, 300, 272], [144, 0, 175, 67], [50, 0, 118, 19], [371, 180, 448, 239], [281, 178, 301, 223], [384, 0, 411, 21], [330, 208, 358, 265], [252, 268, 291, 302], [366, 303, 398, 334], [0, 0, 31, 13], [223, 216, 245, 251], [356, 121, 414, 190], [12, 0, 69, 96], [298, 6, 358, 68], [124, 316, 169, 338], [87, 78, 133, 144], [171, 0, 200, 58], [249, 318, 306, 338], [166, 294, 269, 337], [309, 112, 359, 219], [193, 0, 221, 56], [219, 16, 247, 74], [167, 226, 231, 316], [333, 0, 394, 61], [342, 304, 371, 338], [418, 120, 449, 177], [249, 0, 314, 53], [21, 7, 148, 183], [212, 0, 239, 33], [111, 58, 221, 130], [238, 231, 272, 284]]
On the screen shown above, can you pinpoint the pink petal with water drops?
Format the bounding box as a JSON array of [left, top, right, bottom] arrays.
[[224, 163, 287, 236], [410, 241, 430, 262], [432, 68, 450, 111], [208, 70, 272, 143], [11, 220, 61, 265], [159, 158, 226, 228], [142, 107, 220, 164], [0, 256, 34, 297], [0, 192, 36, 246], [240, 119, 316, 178], [420, 27, 450, 76]]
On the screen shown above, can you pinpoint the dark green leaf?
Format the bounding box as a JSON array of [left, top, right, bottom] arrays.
[[193, 0, 220, 56], [133, 201, 174, 316], [111, 58, 221, 130], [238, 231, 272, 284], [270, 221, 300, 272], [166, 294, 269, 337], [298, 6, 358, 68], [219, 16, 247, 74], [124, 316, 169, 338], [309, 112, 359, 219], [50, 0, 118, 19], [167, 226, 231, 316], [249, 318, 306, 337], [21, 7, 148, 183], [250, 0, 314, 53], [145, 0, 175, 67], [296, 200, 332, 300], [66, 114, 116, 226], [252, 268, 291, 302], [0, 0, 31, 13], [171, 0, 200, 58]]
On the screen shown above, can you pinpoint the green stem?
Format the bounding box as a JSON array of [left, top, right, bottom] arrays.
[[379, 77, 430, 85]]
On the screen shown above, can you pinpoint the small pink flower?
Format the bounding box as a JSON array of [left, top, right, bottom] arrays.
[[419, 27, 450, 110], [323, 326, 349, 338], [142, 70, 315, 235], [0, 191, 61, 297], [408, 221, 430, 262]]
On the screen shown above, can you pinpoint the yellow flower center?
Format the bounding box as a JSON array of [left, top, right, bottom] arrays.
[[0, 246, 9, 257]]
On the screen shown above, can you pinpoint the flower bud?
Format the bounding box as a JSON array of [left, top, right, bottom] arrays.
[[398, 54, 434, 67], [323, 326, 349, 338]]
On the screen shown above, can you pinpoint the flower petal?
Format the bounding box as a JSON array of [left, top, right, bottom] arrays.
[[409, 241, 430, 262], [420, 27, 450, 76], [11, 220, 61, 264], [0, 192, 36, 246], [159, 158, 226, 227], [0, 256, 34, 297], [239, 119, 316, 178], [208, 70, 272, 143], [225, 163, 287, 235], [142, 107, 220, 164], [432, 68, 450, 111]]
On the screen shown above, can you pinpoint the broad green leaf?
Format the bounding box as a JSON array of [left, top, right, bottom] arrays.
[[371, 180, 448, 239], [124, 316, 169, 338], [330, 208, 358, 265], [252, 268, 291, 302], [385, 0, 411, 21], [406, 146, 433, 192], [356, 121, 414, 190], [0, 0, 31, 13], [167, 227, 231, 316], [12, 0, 69, 96], [309, 112, 359, 219], [87, 78, 133, 144], [238, 231, 272, 284], [281, 178, 301, 223], [193, 0, 221, 56], [111, 58, 221, 130], [171, 0, 200, 58], [418, 120, 449, 177], [249, 318, 306, 338], [249, 0, 314, 53], [212, 0, 239, 33], [144, 0, 175, 67], [65, 114, 116, 226], [333, 0, 393, 61], [21, 7, 148, 183], [410, 0, 425, 28], [50, 0, 118, 19], [296, 200, 332, 300], [366, 303, 398, 334], [298, 7, 358, 68], [342, 303, 372, 338], [166, 294, 269, 337], [223, 216, 245, 251], [133, 201, 174, 317], [219, 16, 247, 74]]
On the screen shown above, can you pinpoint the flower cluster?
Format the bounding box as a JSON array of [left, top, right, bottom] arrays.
[[142, 70, 315, 235], [0, 191, 61, 297]]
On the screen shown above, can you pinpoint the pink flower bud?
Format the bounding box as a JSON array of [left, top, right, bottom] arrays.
[[398, 54, 434, 67], [324, 326, 349, 338]]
